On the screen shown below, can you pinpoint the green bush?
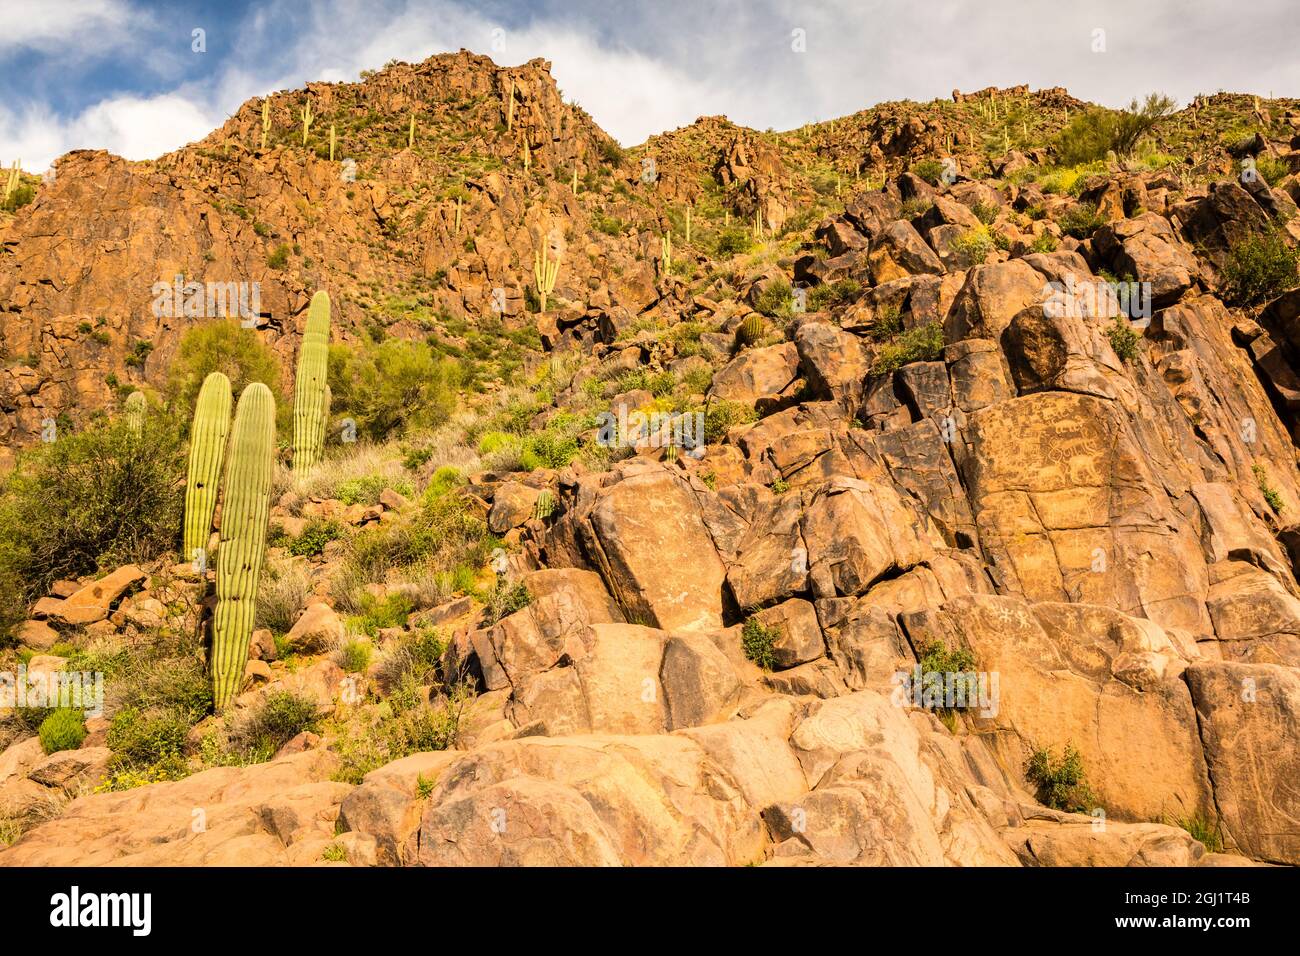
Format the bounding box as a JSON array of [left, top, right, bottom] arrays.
[[872, 322, 945, 374], [1107, 317, 1141, 362], [1255, 155, 1290, 188], [1, 183, 36, 213], [0, 416, 184, 600], [1221, 231, 1300, 306], [484, 580, 530, 624], [1253, 463, 1284, 514], [807, 279, 861, 311], [336, 639, 372, 674], [1057, 202, 1106, 239], [949, 227, 995, 263], [703, 400, 759, 444], [753, 279, 795, 319], [714, 228, 754, 257], [328, 339, 460, 441], [741, 617, 779, 670], [335, 475, 411, 506], [917, 642, 979, 712], [165, 319, 283, 417], [267, 244, 290, 269], [1053, 93, 1176, 164], [910, 158, 946, 186], [348, 591, 415, 636], [38, 709, 88, 754], [1025, 744, 1098, 813], [107, 705, 190, 768], [228, 690, 319, 759], [287, 517, 344, 557]]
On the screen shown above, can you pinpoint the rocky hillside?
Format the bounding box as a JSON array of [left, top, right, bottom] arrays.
[[1, 51, 1300, 866]]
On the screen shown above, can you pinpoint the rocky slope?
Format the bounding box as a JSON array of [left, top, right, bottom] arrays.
[[2, 52, 1300, 866]]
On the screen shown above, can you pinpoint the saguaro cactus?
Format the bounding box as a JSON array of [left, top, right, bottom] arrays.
[[660, 232, 672, 272], [506, 78, 516, 132], [300, 100, 314, 146], [293, 290, 331, 472], [534, 246, 559, 312], [211, 382, 276, 712], [3, 160, 19, 203], [408, 114, 416, 148], [124, 391, 147, 436], [183, 372, 233, 567], [261, 100, 271, 150], [329, 124, 336, 161]]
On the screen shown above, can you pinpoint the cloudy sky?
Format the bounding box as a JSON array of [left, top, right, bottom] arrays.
[[2, 0, 1296, 171]]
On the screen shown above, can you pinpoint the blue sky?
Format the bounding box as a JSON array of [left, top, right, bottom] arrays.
[[3, 0, 1298, 171]]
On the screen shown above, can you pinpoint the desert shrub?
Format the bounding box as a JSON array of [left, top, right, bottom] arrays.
[[1176, 815, 1224, 853], [107, 705, 191, 769], [1253, 463, 1284, 514], [1058, 202, 1106, 239], [484, 580, 530, 624], [335, 474, 412, 506], [328, 339, 461, 441], [1254, 155, 1290, 188], [335, 639, 373, 674], [348, 591, 415, 636], [1026, 744, 1098, 813], [165, 319, 283, 417], [971, 200, 999, 225], [256, 561, 312, 633], [872, 322, 945, 374], [910, 158, 946, 185], [0, 182, 36, 213], [865, 305, 904, 342], [917, 642, 979, 712], [330, 684, 469, 784], [703, 400, 759, 444], [38, 709, 87, 754], [375, 627, 446, 695], [807, 279, 861, 311], [227, 690, 319, 760], [321, 843, 347, 862], [286, 517, 344, 557], [0, 416, 184, 600], [714, 227, 755, 257], [1053, 93, 1176, 165], [949, 227, 995, 262], [1221, 230, 1300, 306], [267, 244, 290, 269], [753, 279, 795, 319], [741, 617, 779, 670], [1107, 317, 1141, 362]]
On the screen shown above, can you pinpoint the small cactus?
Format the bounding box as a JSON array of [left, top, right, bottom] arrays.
[[505, 78, 516, 132], [660, 232, 672, 273], [408, 114, 416, 148], [300, 100, 314, 146], [736, 314, 764, 348], [123, 391, 147, 436], [533, 489, 555, 521], [293, 291, 331, 472], [211, 382, 277, 712], [183, 372, 233, 568], [260, 101, 270, 150]]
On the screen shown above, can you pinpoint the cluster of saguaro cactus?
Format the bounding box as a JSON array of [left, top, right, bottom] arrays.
[[3, 160, 19, 203], [261, 100, 271, 150], [293, 290, 332, 472], [183, 372, 233, 565], [534, 246, 559, 312], [300, 100, 314, 146], [210, 383, 276, 711], [123, 391, 147, 436], [736, 314, 764, 348]]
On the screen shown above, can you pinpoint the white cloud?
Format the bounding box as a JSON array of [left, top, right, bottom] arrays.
[[0, 0, 135, 52]]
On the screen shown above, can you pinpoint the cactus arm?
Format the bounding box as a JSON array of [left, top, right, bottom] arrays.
[[183, 372, 233, 564]]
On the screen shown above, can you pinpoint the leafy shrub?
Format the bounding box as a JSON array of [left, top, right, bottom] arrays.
[[0, 416, 184, 600], [1029, 233, 1058, 253], [38, 709, 87, 754], [484, 580, 530, 624], [1176, 815, 1224, 853], [1058, 202, 1106, 239], [107, 705, 190, 769], [328, 339, 461, 442], [1106, 317, 1141, 362], [1253, 463, 1284, 514], [227, 690, 319, 759], [703, 400, 759, 444], [287, 517, 344, 557], [1025, 744, 1098, 813], [335, 639, 373, 674], [0, 183, 36, 213], [865, 305, 904, 342], [1221, 231, 1300, 306], [741, 617, 779, 670], [335, 474, 412, 506], [714, 228, 755, 257], [872, 322, 945, 374], [267, 244, 290, 269], [1053, 93, 1176, 164], [971, 201, 999, 225], [375, 627, 446, 695], [949, 227, 995, 263], [330, 685, 469, 784], [910, 158, 946, 185], [753, 279, 795, 319], [165, 319, 283, 417], [348, 591, 415, 636], [917, 642, 979, 712], [1254, 155, 1290, 188], [807, 279, 861, 311]]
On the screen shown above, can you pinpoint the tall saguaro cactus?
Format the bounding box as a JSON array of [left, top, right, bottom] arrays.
[[534, 246, 559, 312], [183, 372, 233, 567], [300, 101, 314, 146], [261, 100, 271, 150], [293, 290, 331, 472], [123, 391, 147, 436], [211, 382, 276, 712], [3, 160, 19, 203], [329, 124, 336, 161]]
